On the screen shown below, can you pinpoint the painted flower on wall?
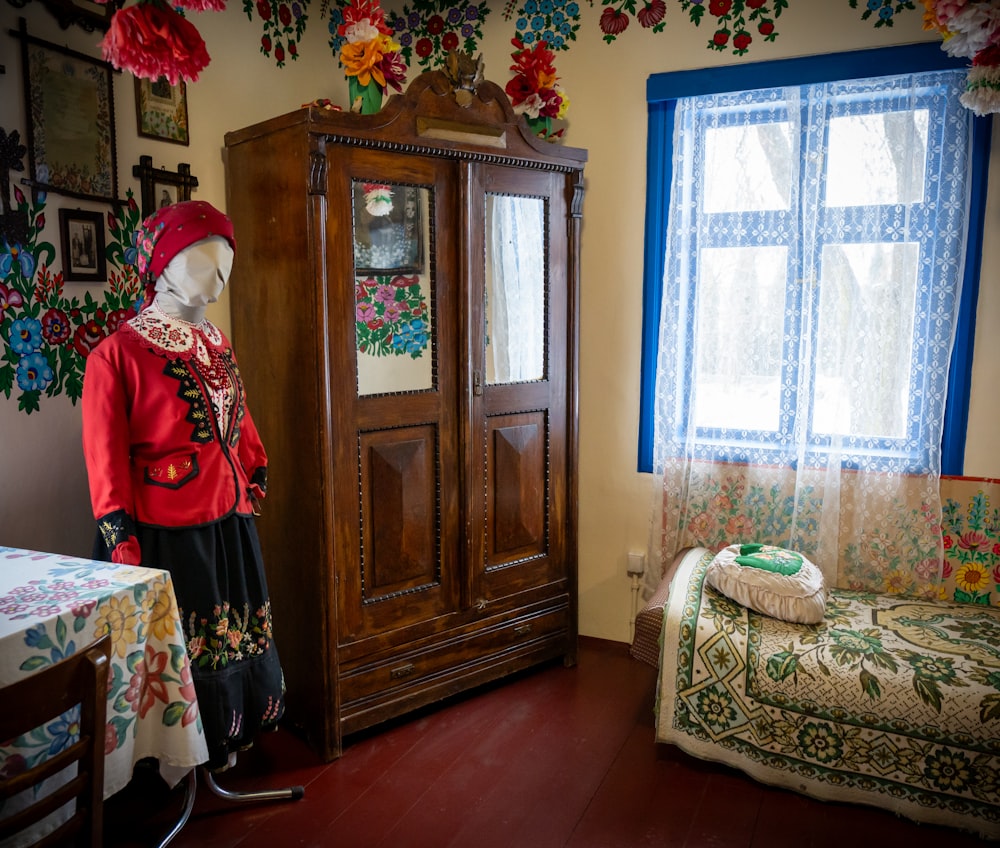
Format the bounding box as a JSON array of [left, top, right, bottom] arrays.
[[504, 0, 582, 50], [942, 487, 1000, 605], [849, 0, 916, 28], [385, 1, 491, 72], [597, 0, 783, 53], [244, 0, 309, 68], [0, 179, 144, 414]]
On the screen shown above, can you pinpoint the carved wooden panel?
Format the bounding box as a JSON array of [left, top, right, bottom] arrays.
[[360, 425, 439, 601], [486, 411, 547, 568]]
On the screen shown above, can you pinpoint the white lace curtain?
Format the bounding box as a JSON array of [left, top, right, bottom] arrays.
[[486, 194, 545, 383], [648, 70, 974, 598]]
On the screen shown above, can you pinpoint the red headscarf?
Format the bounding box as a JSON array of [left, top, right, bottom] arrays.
[[135, 200, 236, 309]]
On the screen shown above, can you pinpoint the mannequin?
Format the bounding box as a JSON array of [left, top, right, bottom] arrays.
[[153, 234, 232, 324], [81, 201, 285, 772]]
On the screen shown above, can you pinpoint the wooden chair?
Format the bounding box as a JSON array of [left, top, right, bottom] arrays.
[[0, 633, 112, 847]]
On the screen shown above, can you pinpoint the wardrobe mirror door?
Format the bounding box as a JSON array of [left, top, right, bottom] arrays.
[[353, 181, 434, 396], [484, 193, 546, 385]]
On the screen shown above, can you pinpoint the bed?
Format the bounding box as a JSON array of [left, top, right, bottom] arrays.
[[633, 547, 1000, 840]]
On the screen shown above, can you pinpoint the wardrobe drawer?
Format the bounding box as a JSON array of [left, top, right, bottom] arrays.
[[339, 606, 569, 706]]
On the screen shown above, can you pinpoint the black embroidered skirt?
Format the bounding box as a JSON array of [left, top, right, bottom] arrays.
[[94, 514, 285, 770]]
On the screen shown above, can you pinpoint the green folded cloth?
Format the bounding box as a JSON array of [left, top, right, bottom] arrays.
[[734, 543, 804, 576]]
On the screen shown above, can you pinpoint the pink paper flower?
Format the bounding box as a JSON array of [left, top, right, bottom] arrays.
[[101, 1, 211, 85]]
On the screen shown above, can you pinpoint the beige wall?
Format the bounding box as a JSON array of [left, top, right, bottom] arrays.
[[1, 1, 996, 642]]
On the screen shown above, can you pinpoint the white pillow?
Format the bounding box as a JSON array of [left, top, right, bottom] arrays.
[[705, 543, 827, 624]]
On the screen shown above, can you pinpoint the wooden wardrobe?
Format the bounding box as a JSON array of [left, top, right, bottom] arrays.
[[224, 62, 586, 761]]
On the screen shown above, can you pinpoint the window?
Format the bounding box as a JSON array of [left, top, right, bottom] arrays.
[[638, 45, 990, 475]]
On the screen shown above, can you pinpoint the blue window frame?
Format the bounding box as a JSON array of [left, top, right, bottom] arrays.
[[638, 44, 991, 475]]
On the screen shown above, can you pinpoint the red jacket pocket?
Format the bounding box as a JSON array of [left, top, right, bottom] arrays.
[[143, 453, 199, 489]]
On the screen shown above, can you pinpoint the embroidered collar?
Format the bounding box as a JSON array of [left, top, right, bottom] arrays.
[[123, 304, 224, 361]]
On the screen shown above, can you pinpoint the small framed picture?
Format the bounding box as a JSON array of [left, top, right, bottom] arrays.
[[59, 208, 107, 283], [37, 0, 114, 32], [132, 156, 199, 220], [135, 76, 189, 145], [352, 182, 425, 275]]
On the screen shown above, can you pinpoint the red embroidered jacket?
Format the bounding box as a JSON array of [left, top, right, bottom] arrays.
[[82, 306, 268, 564]]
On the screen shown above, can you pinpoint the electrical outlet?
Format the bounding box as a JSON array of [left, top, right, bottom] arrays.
[[627, 551, 645, 576]]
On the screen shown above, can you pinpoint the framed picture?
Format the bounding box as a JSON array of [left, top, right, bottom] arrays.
[[132, 156, 199, 219], [59, 208, 107, 283], [135, 77, 190, 145], [15, 20, 118, 204], [352, 182, 425, 275], [36, 0, 115, 32]]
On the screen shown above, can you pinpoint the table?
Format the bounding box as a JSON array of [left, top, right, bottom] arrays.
[[0, 546, 209, 846]]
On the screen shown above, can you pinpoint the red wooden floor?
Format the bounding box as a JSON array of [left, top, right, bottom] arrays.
[[105, 637, 991, 847]]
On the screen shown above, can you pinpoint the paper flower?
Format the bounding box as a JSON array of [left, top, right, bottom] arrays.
[[100, 0, 212, 84], [363, 184, 394, 216], [505, 37, 569, 139], [923, 0, 1000, 115], [335, 0, 408, 111]]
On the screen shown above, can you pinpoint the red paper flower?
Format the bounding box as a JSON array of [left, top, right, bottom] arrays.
[[505, 36, 569, 132], [973, 43, 1000, 67], [378, 49, 408, 93], [100, 0, 211, 85], [175, 0, 226, 11], [338, 0, 392, 39]]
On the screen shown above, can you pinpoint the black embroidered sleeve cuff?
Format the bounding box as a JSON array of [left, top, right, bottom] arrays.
[[251, 466, 268, 494], [97, 509, 137, 550]]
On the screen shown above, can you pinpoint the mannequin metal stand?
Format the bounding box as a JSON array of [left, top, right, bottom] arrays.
[[155, 760, 304, 848]]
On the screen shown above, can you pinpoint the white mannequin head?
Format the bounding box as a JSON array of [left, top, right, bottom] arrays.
[[153, 236, 235, 323]]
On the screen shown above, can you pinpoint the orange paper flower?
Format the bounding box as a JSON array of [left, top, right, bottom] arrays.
[[340, 32, 398, 88]]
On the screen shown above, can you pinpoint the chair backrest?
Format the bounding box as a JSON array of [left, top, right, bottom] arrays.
[[0, 633, 112, 847]]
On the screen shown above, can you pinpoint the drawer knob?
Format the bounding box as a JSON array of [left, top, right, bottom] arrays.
[[514, 624, 532, 637], [390, 663, 416, 680]]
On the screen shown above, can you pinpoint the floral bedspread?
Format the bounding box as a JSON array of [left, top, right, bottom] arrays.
[[656, 548, 1000, 839]]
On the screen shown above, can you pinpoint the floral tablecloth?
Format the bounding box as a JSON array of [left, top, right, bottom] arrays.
[[0, 546, 208, 845]]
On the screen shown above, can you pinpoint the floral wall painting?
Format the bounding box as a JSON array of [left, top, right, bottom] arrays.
[[86, 0, 1000, 129], [245, 0, 309, 67], [132, 156, 199, 220], [135, 77, 190, 145], [941, 478, 1000, 607], [0, 178, 144, 413], [1, 116, 142, 414], [0, 129, 30, 251], [15, 19, 119, 204], [58, 208, 107, 283], [385, 1, 492, 72]]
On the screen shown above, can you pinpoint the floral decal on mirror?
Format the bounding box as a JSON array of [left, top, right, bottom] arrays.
[[355, 273, 430, 358]]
